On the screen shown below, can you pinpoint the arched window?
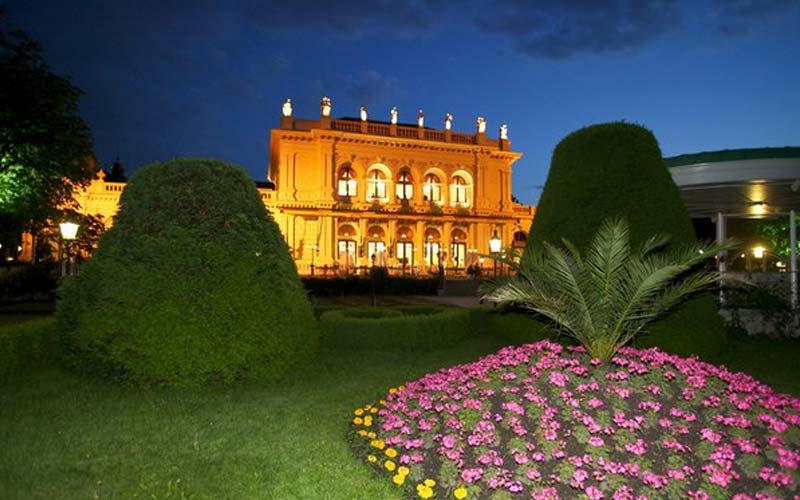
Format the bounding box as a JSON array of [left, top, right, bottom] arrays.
[[366, 169, 388, 202], [396, 226, 414, 272], [513, 231, 527, 248], [424, 228, 441, 269], [423, 174, 442, 203], [337, 167, 357, 197], [337, 225, 357, 272], [396, 170, 413, 200], [367, 226, 387, 266], [450, 228, 467, 269], [450, 175, 469, 206]]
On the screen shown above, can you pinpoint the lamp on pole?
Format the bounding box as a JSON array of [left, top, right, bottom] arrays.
[[59, 221, 79, 277], [489, 230, 502, 277]]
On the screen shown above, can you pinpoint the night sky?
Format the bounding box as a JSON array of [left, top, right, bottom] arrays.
[[5, 0, 799, 205]]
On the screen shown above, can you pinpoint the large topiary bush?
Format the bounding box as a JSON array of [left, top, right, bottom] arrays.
[[527, 122, 724, 358], [57, 158, 317, 385]]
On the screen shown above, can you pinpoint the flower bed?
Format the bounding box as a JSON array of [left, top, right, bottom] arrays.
[[350, 340, 800, 499]]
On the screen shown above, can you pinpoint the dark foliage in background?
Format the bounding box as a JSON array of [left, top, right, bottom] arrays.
[[0, 13, 95, 255], [57, 158, 317, 386]]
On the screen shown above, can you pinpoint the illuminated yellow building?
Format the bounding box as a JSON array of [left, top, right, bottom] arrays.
[[70, 98, 535, 275]]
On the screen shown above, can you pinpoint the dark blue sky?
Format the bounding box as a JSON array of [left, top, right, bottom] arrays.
[[5, 0, 799, 204]]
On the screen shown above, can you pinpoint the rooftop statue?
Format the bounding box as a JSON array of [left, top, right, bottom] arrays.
[[282, 98, 292, 118]]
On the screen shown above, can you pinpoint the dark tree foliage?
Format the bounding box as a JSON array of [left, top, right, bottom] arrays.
[[0, 15, 94, 253], [755, 216, 800, 258], [57, 159, 318, 386], [526, 122, 725, 358]]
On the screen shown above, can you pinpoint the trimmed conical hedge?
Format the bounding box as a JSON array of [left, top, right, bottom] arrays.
[[58, 158, 317, 385], [527, 122, 724, 357]]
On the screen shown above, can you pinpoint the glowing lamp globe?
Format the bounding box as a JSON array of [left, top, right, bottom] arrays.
[[59, 222, 79, 240], [489, 231, 502, 253]]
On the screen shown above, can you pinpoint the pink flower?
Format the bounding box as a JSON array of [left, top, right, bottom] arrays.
[[585, 485, 604, 499]]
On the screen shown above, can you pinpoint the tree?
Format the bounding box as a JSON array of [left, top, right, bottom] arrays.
[[0, 13, 94, 257], [485, 218, 731, 361]]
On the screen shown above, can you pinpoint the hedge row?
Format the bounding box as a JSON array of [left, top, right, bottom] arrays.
[[320, 306, 472, 350], [0, 317, 58, 380], [303, 276, 439, 297]]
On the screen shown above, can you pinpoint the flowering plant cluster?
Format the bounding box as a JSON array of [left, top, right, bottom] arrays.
[[350, 340, 800, 499]]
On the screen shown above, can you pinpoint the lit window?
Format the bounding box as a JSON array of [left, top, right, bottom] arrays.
[[367, 170, 387, 202], [396, 170, 413, 200], [337, 167, 357, 197], [451, 175, 469, 206], [423, 174, 442, 203]]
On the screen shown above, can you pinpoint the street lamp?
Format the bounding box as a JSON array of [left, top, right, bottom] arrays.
[[59, 221, 79, 277], [489, 230, 502, 277]]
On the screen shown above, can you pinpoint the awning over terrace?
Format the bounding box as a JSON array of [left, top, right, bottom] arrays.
[[666, 148, 800, 307]]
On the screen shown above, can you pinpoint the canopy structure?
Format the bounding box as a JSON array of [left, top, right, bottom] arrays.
[[666, 147, 800, 306]]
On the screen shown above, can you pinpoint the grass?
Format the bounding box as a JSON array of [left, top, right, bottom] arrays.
[[0, 308, 798, 499], [0, 331, 515, 500]]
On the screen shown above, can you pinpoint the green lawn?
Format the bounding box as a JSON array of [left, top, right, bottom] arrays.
[[0, 331, 513, 500], [1, 312, 798, 500]]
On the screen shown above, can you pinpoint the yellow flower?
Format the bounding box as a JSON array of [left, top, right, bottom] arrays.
[[384, 460, 396, 472], [353, 417, 363, 425], [398, 466, 410, 476], [424, 479, 436, 487], [357, 430, 367, 437], [363, 416, 373, 427], [399, 385, 406, 391], [416, 484, 434, 499], [367, 432, 377, 439], [354, 408, 364, 416], [379, 400, 386, 406], [454, 487, 468, 499], [385, 448, 397, 458], [367, 455, 377, 463], [370, 439, 385, 450], [389, 387, 398, 394], [370, 407, 378, 414], [392, 473, 405, 486]]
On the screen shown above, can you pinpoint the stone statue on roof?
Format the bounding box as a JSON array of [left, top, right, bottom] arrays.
[[360, 106, 368, 121], [444, 113, 453, 131], [417, 109, 424, 127], [390, 106, 398, 125], [282, 98, 292, 117], [476, 116, 486, 134], [320, 97, 332, 117], [500, 123, 508, 140]]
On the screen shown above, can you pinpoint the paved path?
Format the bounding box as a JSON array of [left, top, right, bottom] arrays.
[[315, 294, 485, 308]]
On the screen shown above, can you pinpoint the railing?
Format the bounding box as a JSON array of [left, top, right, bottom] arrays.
[[451, 133, 475, 145], [367, 123, 391, 136], [424, 130, 446, 142], [397, 127, 418, 139], [104, 184, 124, 192], [331, 120, 361, 133], [325, 119, 500, 147]]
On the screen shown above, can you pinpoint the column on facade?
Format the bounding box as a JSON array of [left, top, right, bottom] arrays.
[[716, 212, 727, 306], [358, 217, 368, 270], [388, 219, 397, 269], [790, 209, 797, 308], [415, 220, 425, 275], [443, 220, 453, 272]]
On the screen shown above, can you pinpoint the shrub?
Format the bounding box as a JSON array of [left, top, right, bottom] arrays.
[[303, 276, 438, 296], [320, 306, 471, 351], [0, 264, 57, 299], [488, 218, 728, 360], [526, 122, 725, 356], [0, 317, 58, 380], [57, 158, 317, 386]]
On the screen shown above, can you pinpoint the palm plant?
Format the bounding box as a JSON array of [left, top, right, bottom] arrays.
[[483, 218, 736, 361]]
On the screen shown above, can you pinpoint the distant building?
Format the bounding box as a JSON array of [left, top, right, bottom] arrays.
[[68, 98, 536, 276]]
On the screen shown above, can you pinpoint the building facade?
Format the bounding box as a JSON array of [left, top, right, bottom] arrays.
[[69, 99, 535, 276]]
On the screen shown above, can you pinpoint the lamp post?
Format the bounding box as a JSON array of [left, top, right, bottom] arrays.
[[59, 221, 79, 277], [489, 230, 502, 277]]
